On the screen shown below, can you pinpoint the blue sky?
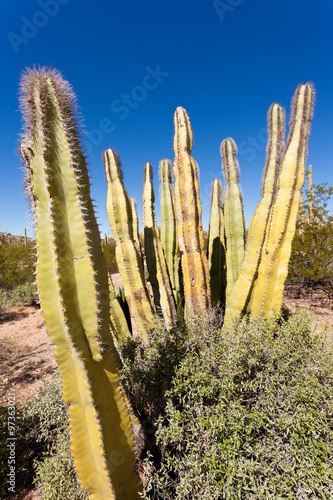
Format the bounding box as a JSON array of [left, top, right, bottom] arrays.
[[1, 0, 333, 237]]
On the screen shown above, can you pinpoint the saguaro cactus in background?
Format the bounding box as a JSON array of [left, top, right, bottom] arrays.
[[308, 164, 314, 223], [159, 159, 181, 309], [220, 138, 246, 299], [173, 107, 211, 312], [250, 83, 315, 316], [19, 68, 141, 499], [142, 162, 177, 327], [104, 148, 154, 342], [207, 178, 226, 308], [223, 103, 285, 324]]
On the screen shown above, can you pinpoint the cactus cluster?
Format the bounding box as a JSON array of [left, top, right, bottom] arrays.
[[19, 67, 315, 498]]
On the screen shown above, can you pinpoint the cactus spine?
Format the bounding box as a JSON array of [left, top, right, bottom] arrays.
[[251, 83, 315, 316], [173, 107, 210, 312], [142, 162, 177, 327], [19, 68, 141, 499], [159, 159, 181, 310], [207, 178, 226, 308], [223, 103, 285, 324], [104, 149, 154, 341], [220, 138, 246, 299]]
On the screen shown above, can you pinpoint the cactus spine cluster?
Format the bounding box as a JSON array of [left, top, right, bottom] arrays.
[[19, 67, 315, 499], [19, 69, 141, 499]]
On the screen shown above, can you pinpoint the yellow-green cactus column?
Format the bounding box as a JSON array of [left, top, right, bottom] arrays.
[[104, 148, 154, 342], [159, 159, 182, 312], [251, 83, 315, 317], [19, 68, 141, 499], [173, 107, 211, 312], [224, 103, 285, 325], [220, 138, 246, 299], [142, 162, 177, 327], [207, 178, 226, 309]]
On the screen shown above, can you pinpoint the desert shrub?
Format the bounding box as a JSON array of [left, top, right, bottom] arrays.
[[0, 282, 37, 310], [288, 181, 333, 295], [120, 310, 333, 499], [0, 242, 35, 290]]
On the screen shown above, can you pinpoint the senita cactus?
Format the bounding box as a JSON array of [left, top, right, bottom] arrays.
[[19, 69, 141, 499], [223, 103, 285, 324], [207, 178, 226, 308], [250, 83, 315, 316], [104, 148, 154, 341], [159, 159, 182, 310], [142, 162, 177, 327], [220, 138, 246, 299], [173, 107, 211, 312]]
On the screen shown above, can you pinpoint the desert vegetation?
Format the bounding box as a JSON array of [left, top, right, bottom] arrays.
[[1, 67, 333, 499]]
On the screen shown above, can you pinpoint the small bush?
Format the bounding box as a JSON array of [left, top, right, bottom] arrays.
[[0, 281, 37, 310], [120, 310, 333, 499], [0, 242, 35, 290]]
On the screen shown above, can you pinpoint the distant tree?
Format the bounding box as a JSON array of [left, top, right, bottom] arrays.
[[287, 169, 333, 296]]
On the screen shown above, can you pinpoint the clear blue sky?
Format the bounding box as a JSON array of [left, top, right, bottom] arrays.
[[1, 0, 333, 237]]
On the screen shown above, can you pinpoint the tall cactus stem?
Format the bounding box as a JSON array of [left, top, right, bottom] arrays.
[[142, 162, 177, 328], [173, 107, 211, 312], [104, 149, 154, 342], [19, 68, 141, 499], [220, 138, 246, 299], [224, 103, 285, 324], [250, 83, 315, 317], [159, 159, 182, 311], [207, 178, 226, 309], [308, 165, 314, 224]]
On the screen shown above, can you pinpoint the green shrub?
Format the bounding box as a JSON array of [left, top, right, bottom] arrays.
[[0, 281, 37, 310], [120, 310, 333, 499], [0, 242, 36, 290]]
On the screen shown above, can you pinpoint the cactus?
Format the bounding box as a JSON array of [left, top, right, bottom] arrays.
[[129, 197, 142, 255], [142, 162, 177, 327], [159, 159, 182, 311], [223, 103, 285, 324], [207, 178, 226, 309], [307, 164, 314, 223], [173, 107, 211, 312], [250, 83, 315, 316], [220, 138, 246, 299], [19, 68, 141, 499], [104, 148, 154, 342]]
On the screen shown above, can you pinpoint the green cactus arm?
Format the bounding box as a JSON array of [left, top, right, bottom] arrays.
[[159, 159, 181, 304], [207, 178, 226, 308], [308, 164, 314, 223], [250, 83, 315, 316], [129, 197, 142, 255], [108, 272, 132, 342], [220, 138, 246, 299], [223, 103, 285, 324], [19, 68, 141, 499], [142, 162, 177, 327], [173, 107, 211, 312], [104, 148, 154, 341]]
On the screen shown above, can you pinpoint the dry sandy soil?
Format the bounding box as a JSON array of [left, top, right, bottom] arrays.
[[0, 278, 332, 499]]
